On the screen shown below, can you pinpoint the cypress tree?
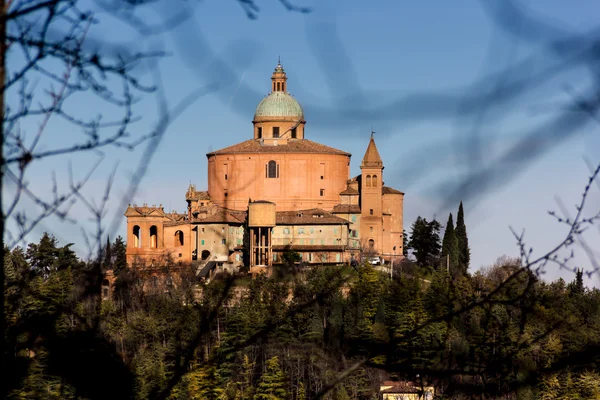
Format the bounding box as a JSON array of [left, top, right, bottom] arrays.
[[441, 213, 459, 273], [103, 236, 112, 269], [112, 236, 127, 273], [455, 201, 470, 273]]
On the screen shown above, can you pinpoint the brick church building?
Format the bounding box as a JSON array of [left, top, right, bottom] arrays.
[[124, 61, 404, 274]]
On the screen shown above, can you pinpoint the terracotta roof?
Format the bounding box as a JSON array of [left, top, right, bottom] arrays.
[[207, 139, 351, 156], [276, 208, 350, 225], [332, 204, 361, 214], [192, 205, 246, 224], [195, 191, 210, 200], [382, 186, 404, 195], [125, 205, 169, 218], [272, 245, 345, 251], [361, 136, 383, 168], [340, 187, 359, 195]]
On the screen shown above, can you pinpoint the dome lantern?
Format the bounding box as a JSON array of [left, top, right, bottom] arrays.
[[271, 57, 287, 93]]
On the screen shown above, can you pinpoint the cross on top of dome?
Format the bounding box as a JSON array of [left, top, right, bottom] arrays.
[[274, 56, 284, 73]]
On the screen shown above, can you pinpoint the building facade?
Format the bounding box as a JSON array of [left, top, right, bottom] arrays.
[[125, 61, 404, 273]]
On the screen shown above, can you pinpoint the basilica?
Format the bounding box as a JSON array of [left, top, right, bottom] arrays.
[[124, 61, 404, 274]]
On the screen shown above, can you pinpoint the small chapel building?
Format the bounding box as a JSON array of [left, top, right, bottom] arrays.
[[124, 61, 404, 274]]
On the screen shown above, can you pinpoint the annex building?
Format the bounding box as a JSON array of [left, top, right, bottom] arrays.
[[125, 61, 404, 274]]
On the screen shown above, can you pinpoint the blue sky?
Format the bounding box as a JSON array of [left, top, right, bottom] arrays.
[[8, 0, 600, 284]]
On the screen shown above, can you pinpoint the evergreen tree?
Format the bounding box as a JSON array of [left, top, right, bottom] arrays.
[[402, 229, 408, 256], [255, 356, 288, 400], [26, 232, 58, 277], [568, 269, 585, 297], [407, 216, 441, 268], [455, 201, 470, 273], [103, 236, 112, 269], [113, 236, 127, 273], [441, 213, 459, 273], [186, 365, 224, 400]]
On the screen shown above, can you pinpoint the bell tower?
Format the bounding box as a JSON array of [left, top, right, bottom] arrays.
[[360, 132, 384, 254]]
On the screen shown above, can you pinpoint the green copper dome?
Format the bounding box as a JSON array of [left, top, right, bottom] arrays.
[[254, 92, 304, 119]]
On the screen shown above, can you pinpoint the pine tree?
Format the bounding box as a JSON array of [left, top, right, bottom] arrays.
[[455, 201, 470, 273], [255, 356, 288, 400], [26, 232, 58, 278], [441, 213, 459, 273], [297, 381, 306, 400], [407, 217, 441, 268]]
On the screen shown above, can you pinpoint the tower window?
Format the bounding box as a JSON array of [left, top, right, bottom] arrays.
[[225, 174, 228, 180], [266, 160, 279, 178], [291, 127, 297, 138], [133, 225, 141, 248], [150, 225, 158, 248], [273, 127, 280, 138], [257, 127, 262, 138], [372, 175, 378, 186], [277, 82, 281, 91], [366, 175, 372, 187], [369, 239, 375, 247], [320, 189, 324, 196], [224, 190, 228, 197], [370, 209, 374, 215]]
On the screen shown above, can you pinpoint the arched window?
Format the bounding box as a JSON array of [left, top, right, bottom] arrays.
[[266, 160, 279, 178], [133, 225, 141, 248], [201, 250, 211, 260], [368, 239, 375, 248], [366, 175, 372, 187], [277, 82, 281, 91], [150, 225, 158, 248], [372, 175, 378, 187], [174, 230, 184, 246]]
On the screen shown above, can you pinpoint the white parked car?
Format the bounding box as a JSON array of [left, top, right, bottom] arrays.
[[368, 256, 384, 265]]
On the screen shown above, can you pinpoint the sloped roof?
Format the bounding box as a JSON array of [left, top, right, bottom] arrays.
[[207, 139, 350, 157], [382, 186, 404, 195], [276, 208, 350, 225], [193, 191, 210, 200], [197, 209, 246, 224], [332, 204, 361, 214], [125, 205, 169, 218], [361, 136, 383, 168], [340, 187, 359, 195]]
